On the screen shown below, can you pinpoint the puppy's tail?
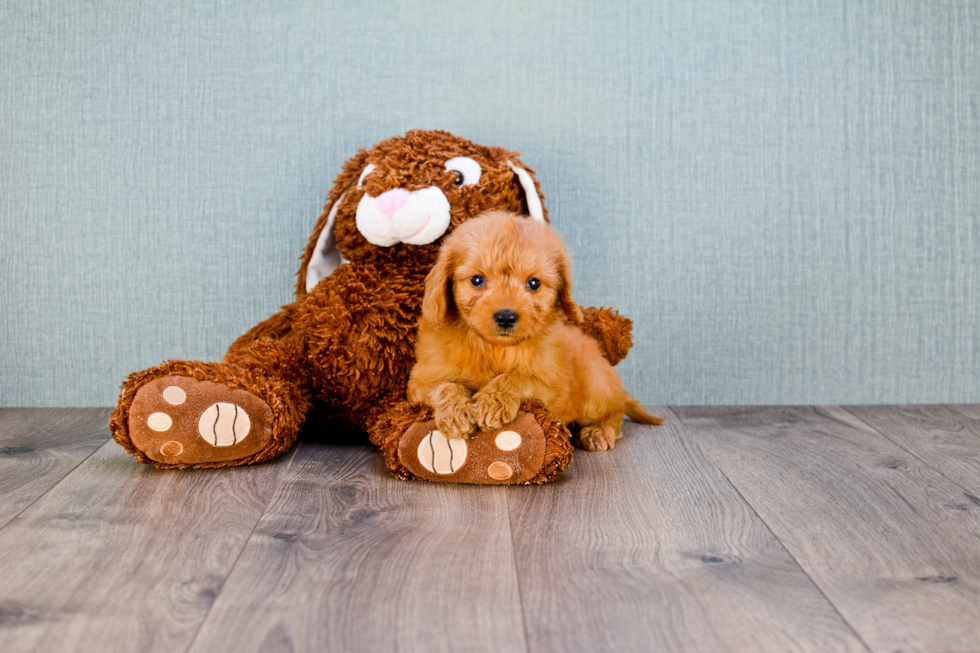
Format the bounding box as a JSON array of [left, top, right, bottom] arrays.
[[624, 394, 666, 425]]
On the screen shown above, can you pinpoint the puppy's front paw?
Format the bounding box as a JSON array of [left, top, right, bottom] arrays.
[[434, 403, 477, 440], [473, 390, 521, 430], [576, 425, 617, 451]]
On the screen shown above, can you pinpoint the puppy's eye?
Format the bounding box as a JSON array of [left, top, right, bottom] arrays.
[[445, 157, 482, 187], [470, 275, 486, 288], [526, 278, 541, 291]]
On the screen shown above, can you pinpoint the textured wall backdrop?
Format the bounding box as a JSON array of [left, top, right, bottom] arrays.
[[1, 1, 978, 407]]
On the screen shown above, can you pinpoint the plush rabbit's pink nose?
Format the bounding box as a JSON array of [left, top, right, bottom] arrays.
[[376, 189, 410, 218]]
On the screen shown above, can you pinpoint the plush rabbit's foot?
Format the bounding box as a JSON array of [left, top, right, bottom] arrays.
[[395, 401, 574, 485], [126, 375, 275, 467]]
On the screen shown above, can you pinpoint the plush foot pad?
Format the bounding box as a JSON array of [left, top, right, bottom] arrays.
[[398, 412, 547, 485], [128, 375, 274, 465]]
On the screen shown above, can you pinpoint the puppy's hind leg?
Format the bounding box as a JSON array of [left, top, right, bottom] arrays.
[[575, 412, 625, 452]]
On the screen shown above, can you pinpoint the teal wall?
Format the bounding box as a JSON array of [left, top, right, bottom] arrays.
[[2, 1, 977, 407]]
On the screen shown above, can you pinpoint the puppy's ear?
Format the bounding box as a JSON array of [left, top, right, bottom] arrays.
[[423, 242, 458, 329], [555, 250, 584, 325]]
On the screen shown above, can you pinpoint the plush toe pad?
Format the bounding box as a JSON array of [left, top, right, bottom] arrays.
[[129, 376, 274, 465], [398, 412, 546, 484]]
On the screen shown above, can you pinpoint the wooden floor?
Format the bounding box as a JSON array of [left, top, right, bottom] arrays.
[[0, 406, 978, 652]]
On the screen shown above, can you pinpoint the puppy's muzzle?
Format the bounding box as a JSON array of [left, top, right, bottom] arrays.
[[494, 309, 519, 330]]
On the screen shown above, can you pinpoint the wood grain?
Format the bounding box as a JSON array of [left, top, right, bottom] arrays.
[[187, 440, 526, 653], [675, 406, 980, 653], [0, 438, 290, 653], [508, 409, 867, 653], [0, 408, 110, 530], [843, 405, 980, 496], [951, 404, 980, 421]]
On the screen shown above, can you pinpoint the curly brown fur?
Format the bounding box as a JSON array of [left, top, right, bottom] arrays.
[[579, 306, 634, 367], [521, 400, 575, 484]]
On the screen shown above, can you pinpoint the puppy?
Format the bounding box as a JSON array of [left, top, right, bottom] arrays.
[[407, 211, 663, 451]]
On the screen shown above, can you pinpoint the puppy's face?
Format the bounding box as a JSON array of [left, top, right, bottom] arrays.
[[423, 211, 582, 345]]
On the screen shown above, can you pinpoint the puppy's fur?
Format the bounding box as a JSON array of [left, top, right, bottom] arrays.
[[407, 211, 663, 451]]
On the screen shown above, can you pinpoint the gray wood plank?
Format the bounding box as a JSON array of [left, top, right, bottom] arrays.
[[187, 440, 527, 653], [843, 405, 980, 497], [675, 406, 980, 653], [508, 408, 868, 653], [951, 404, 980, 421], [0, 408, 110, 529], [0, 438, 290, 653]]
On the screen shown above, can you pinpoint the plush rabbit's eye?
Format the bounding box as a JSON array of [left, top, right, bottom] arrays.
[[445, 157, 481, 187], [470, 275, 486, 288], [357, 163, 377, 189], [527, 278, 541, 291]]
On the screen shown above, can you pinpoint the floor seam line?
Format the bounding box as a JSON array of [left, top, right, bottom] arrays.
[[668, 406, 876, 653], [837, 405, 980, 497], [0, 424, 111, 533], [505, 487, 533, 653], [181, 441, 303, 653]]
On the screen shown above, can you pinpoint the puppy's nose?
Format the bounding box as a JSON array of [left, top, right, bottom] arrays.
[[494, 309, 519, 330], [376, 189, 410, 218]]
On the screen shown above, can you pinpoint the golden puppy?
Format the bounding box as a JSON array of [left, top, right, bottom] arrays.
[[407, 211, 663, 451]]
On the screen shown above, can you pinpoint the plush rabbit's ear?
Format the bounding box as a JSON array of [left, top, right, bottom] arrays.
[[304, 189, 348, 294], [508, 161, 547, 222], [297, 149, 370, 297]]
